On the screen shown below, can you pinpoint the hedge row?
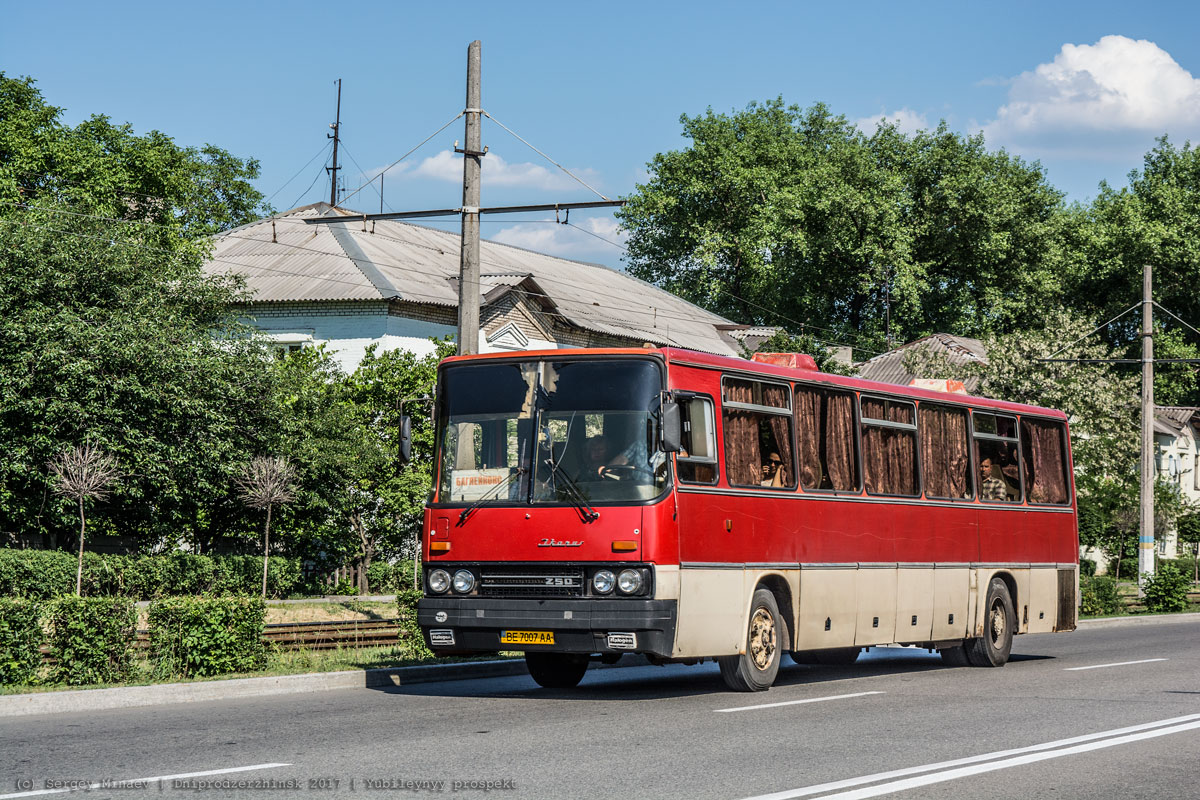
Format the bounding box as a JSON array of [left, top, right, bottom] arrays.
[[0, 550, 417, 600], [0, 596, 269, 686]]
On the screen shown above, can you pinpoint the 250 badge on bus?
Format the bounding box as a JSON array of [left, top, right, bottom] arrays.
[[500, 630, 555, 645]]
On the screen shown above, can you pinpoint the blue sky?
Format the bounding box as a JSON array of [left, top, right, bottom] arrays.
[[5, 1, 1200, 269]]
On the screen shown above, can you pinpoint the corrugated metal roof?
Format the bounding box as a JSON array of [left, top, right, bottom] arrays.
[[1156, 407, 1199, 438], [855, 334, 988, 390], [205, 203, 740, 356]]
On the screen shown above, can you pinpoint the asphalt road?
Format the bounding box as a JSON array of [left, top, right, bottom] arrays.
[[4, 617, 1199, 800]]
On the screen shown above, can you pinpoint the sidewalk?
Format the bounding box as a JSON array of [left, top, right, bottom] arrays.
[[4, 612, 1196, 718]]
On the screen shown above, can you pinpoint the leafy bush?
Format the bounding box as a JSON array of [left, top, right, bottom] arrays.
[[0, 598, 42, 685], [1080, 576, 1122, 616], [148, 597, 266, 679], [1142, 562, 1191, 613], [1156, 558, 1198, 583], [1107, 558, 1141, 580], [396, 589, 432, 659], [0, 549, 321, 600], [368, 560, 417, 594], [1079, 558, 1097, 577], [47, 596, 136, 685]]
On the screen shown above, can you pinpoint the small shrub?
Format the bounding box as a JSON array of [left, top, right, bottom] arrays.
[[148, 597, 267, 679], [0, 598, 43, 685], [0, 550, 76, 599], [47, 596, 136, 685], [1079, 558, 1097, 577], [1080, 576, 1122, 616], [396, 589, 432, 659], [1142, 562, 1190, 614]]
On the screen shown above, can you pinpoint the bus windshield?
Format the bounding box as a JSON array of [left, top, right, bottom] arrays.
[[436, 359, 668, 505]]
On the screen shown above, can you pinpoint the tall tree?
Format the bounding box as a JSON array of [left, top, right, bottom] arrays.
[[0, 75, 279, 548], [617, 100, 1071, 353]]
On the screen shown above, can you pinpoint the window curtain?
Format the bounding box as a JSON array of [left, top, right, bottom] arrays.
[[795, 389, 822, 488], [1021, 419, 1069, 504], [920, 406, 970, 498], [723, 382, 761, 486], [863, 399, 918, 496], [762, 385, 794, 487], [825, 391, 858, 491]]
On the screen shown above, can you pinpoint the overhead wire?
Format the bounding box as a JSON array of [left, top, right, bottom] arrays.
[[335, 112, 464, 209], [264, 140, 333, 206], [481, 111, 609, 201]]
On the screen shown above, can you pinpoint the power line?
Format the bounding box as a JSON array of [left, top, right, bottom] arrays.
[[481, 111, 609, 201], [264, 140, 333, 206], [336, 112, 464, 209]]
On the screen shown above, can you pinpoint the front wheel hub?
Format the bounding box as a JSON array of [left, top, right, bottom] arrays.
[[749, 608, 777, 670]]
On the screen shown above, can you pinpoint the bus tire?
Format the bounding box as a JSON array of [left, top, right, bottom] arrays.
[[719, 588, 782, 692], [966, 578, 1014, 667], [939, 645, 970, 666], [525, 652, 589, 688]]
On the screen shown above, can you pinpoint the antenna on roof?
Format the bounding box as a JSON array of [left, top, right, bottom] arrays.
[[327, 79, 342, 208]]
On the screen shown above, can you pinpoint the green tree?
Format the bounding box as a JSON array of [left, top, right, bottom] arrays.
[[0, 75, 279, 550], [618, 100, 1071, 352]]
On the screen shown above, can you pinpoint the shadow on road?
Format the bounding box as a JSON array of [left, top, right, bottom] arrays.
[[368, 645, 1057, 702]]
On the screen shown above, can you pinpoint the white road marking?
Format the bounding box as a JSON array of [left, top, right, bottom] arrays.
[[1063, 658, 1167, 671], [0, 763, 292, 799], [715, 691, 884, 713], [738, 713, 1200, 800]]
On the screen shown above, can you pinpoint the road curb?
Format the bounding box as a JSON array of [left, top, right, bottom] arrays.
[[1076, 611, 1200, 629], [0, 659, 527, 719]]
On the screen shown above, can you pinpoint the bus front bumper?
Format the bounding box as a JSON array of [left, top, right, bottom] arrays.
[[417, 598, 677, 658]]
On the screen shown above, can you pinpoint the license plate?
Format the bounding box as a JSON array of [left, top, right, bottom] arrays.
[[500, 630, 555, 645]]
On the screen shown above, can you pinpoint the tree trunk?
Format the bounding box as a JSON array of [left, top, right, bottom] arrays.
[[75, 497, 85, 596], [261, 503, 272, 599]]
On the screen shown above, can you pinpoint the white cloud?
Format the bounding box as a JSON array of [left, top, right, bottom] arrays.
[[982, 35, 1200, 158], [491, 215, 627, 260], [855, 108, 930, 136], [394, 149, 603, 191]]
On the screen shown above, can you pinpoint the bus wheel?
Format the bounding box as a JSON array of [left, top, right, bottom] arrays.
[[939, 645, 970, 666], [525, 652, 589, 688], [966, 578, 1015, 667], [719, 588, 782, 692]]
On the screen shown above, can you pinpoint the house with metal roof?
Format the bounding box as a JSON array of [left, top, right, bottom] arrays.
[[855, 333, 988, 391], [202, 202, 743, 369]]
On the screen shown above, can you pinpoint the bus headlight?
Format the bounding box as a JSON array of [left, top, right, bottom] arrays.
[[452, 569, 476, 594], [592, 569, 616, 595], [617, 569, 643, 595], [428, 569, 451, 594]]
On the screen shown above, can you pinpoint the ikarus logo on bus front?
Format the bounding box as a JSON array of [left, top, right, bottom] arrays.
[[537, 538, 583, 547]]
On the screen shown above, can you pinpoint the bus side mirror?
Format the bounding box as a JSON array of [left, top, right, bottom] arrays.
[[661, 401, 683, 453], [398, 415, 413, 465]]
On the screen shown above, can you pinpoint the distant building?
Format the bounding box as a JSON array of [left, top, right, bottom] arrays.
[[1154, 407, 1200, 558], [202, 203, 746, 371], [855, 333, 987, 391]]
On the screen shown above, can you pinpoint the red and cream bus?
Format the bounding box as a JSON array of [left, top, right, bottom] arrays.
[[416, 347, 1078, 691]]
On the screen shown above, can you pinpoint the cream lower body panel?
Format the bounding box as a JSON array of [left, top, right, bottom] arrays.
[[672, 564, 1076, 659]]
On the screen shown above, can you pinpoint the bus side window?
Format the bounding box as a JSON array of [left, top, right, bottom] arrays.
[[794, 386, 860, 492], [919, 404, 973, 500], [973, 412, 1022, 503], [1020, 417, 1071, 504], [722, 378, 795, 489], [677, 396, 717, 484], [861, 397, 919, 497]]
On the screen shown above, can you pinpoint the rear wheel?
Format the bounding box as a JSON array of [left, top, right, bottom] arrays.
[[966, 578, 1015, 667], [939, 645, 970, 666], [525, 652, 589, 688], [719, 588, 782, 692]]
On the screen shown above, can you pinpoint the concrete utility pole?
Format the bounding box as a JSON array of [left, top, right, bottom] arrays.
[[456, 41, 484, 355], [1139, 263, 1156, 590], [327, 79, 342, 207]]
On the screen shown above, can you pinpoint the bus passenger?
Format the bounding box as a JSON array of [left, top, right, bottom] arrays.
[[761, 452, 787, 487], [979, 458, 1006, 501]]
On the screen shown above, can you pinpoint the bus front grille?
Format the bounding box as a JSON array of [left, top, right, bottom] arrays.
[[478, 567, 586, 598]]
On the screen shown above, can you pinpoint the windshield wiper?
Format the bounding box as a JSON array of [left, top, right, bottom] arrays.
[[542, 456, 599, 523], [457, 468, 525, 526]]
